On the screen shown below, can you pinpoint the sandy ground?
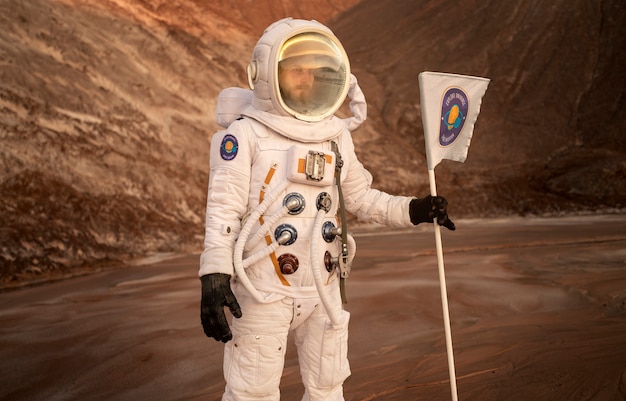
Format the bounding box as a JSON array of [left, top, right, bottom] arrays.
[[1, 215, 625, 401]]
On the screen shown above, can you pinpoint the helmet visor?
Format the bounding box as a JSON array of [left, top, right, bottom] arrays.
[[277, 32, 349, 121]]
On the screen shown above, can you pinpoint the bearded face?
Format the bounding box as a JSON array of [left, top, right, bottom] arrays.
[[278, 64, 316, 107]]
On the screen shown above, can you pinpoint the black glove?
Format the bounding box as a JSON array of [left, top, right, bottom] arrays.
[[200, 273, 242, 343], [409, 195, 456, 231]]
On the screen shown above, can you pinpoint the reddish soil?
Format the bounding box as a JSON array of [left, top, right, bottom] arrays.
[[1, 215, 625, 401]]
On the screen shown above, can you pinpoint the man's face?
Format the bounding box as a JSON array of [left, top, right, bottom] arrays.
[[278, 64, 316, 104]]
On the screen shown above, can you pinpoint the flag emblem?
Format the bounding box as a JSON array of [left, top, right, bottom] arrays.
[[439, 88, 468, 147], [220, 134, 238, 160]]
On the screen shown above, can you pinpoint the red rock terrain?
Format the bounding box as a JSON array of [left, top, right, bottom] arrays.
[[0, 0, 624, 286]]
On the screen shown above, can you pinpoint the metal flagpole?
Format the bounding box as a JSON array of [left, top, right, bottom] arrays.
[[428, 168, 459, 401]]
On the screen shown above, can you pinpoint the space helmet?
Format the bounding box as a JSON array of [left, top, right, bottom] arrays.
[[246, 18, 350, 122]]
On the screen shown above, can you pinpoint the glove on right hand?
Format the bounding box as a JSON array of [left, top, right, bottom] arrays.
[[409, 195, 456, 231], [200, 273, 242, 343]]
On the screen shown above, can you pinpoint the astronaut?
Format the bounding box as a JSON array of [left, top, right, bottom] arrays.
[[199, 18, 455, 401]]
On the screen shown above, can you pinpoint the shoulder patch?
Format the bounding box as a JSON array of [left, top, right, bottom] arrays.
[[220, 134, 239, 160]]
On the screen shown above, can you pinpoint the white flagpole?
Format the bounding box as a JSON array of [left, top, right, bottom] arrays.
[[419, 71, 489, 400], [427, 168, 459, 401]]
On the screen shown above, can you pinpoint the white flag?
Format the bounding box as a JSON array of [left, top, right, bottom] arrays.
[[419, 72, 490, 170]]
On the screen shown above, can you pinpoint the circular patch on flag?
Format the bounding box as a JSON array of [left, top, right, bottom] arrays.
[[220, 134, 238, 160], [439, 88, 469, 147]]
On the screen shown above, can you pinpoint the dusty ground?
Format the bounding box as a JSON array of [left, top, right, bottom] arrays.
[[1, 214, 625, 401]]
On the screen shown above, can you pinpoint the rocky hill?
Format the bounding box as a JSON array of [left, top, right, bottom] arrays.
[[331, 0, 626, 215], [1, 0, 624, 287]]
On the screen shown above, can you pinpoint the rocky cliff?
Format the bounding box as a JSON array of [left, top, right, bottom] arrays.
[[331, 0, 626, 215], [1, 0, 624, 287]]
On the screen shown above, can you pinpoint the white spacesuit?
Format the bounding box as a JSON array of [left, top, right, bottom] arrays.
[[199, 18, 455, 401]]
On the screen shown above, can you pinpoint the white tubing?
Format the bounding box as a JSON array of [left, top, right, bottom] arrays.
[[310, 209, 344, 327], [233, 179, 355, 317], [242, 224, 295, 268], [233, 180, 288, 303], [247, 205, 290, 246], [242, 241, 281, 268]]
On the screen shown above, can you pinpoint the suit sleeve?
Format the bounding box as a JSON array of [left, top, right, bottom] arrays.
[[339, 132, 414, 228], [199, 121, 253, 277]]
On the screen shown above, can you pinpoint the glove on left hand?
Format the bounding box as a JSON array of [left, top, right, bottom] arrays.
[[409, 195, 456, 231], [200, 273, 242, 343]]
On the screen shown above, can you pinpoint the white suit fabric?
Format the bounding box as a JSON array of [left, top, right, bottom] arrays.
[[199, 18, 414, 401]]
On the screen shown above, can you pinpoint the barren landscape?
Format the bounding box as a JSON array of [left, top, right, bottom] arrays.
[[1, 215, 625, 400], [1, 0, 625, 284], [1, 1, 626, 400]]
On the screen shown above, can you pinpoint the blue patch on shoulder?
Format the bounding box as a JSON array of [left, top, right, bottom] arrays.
[[220, 134, 238, 160]]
